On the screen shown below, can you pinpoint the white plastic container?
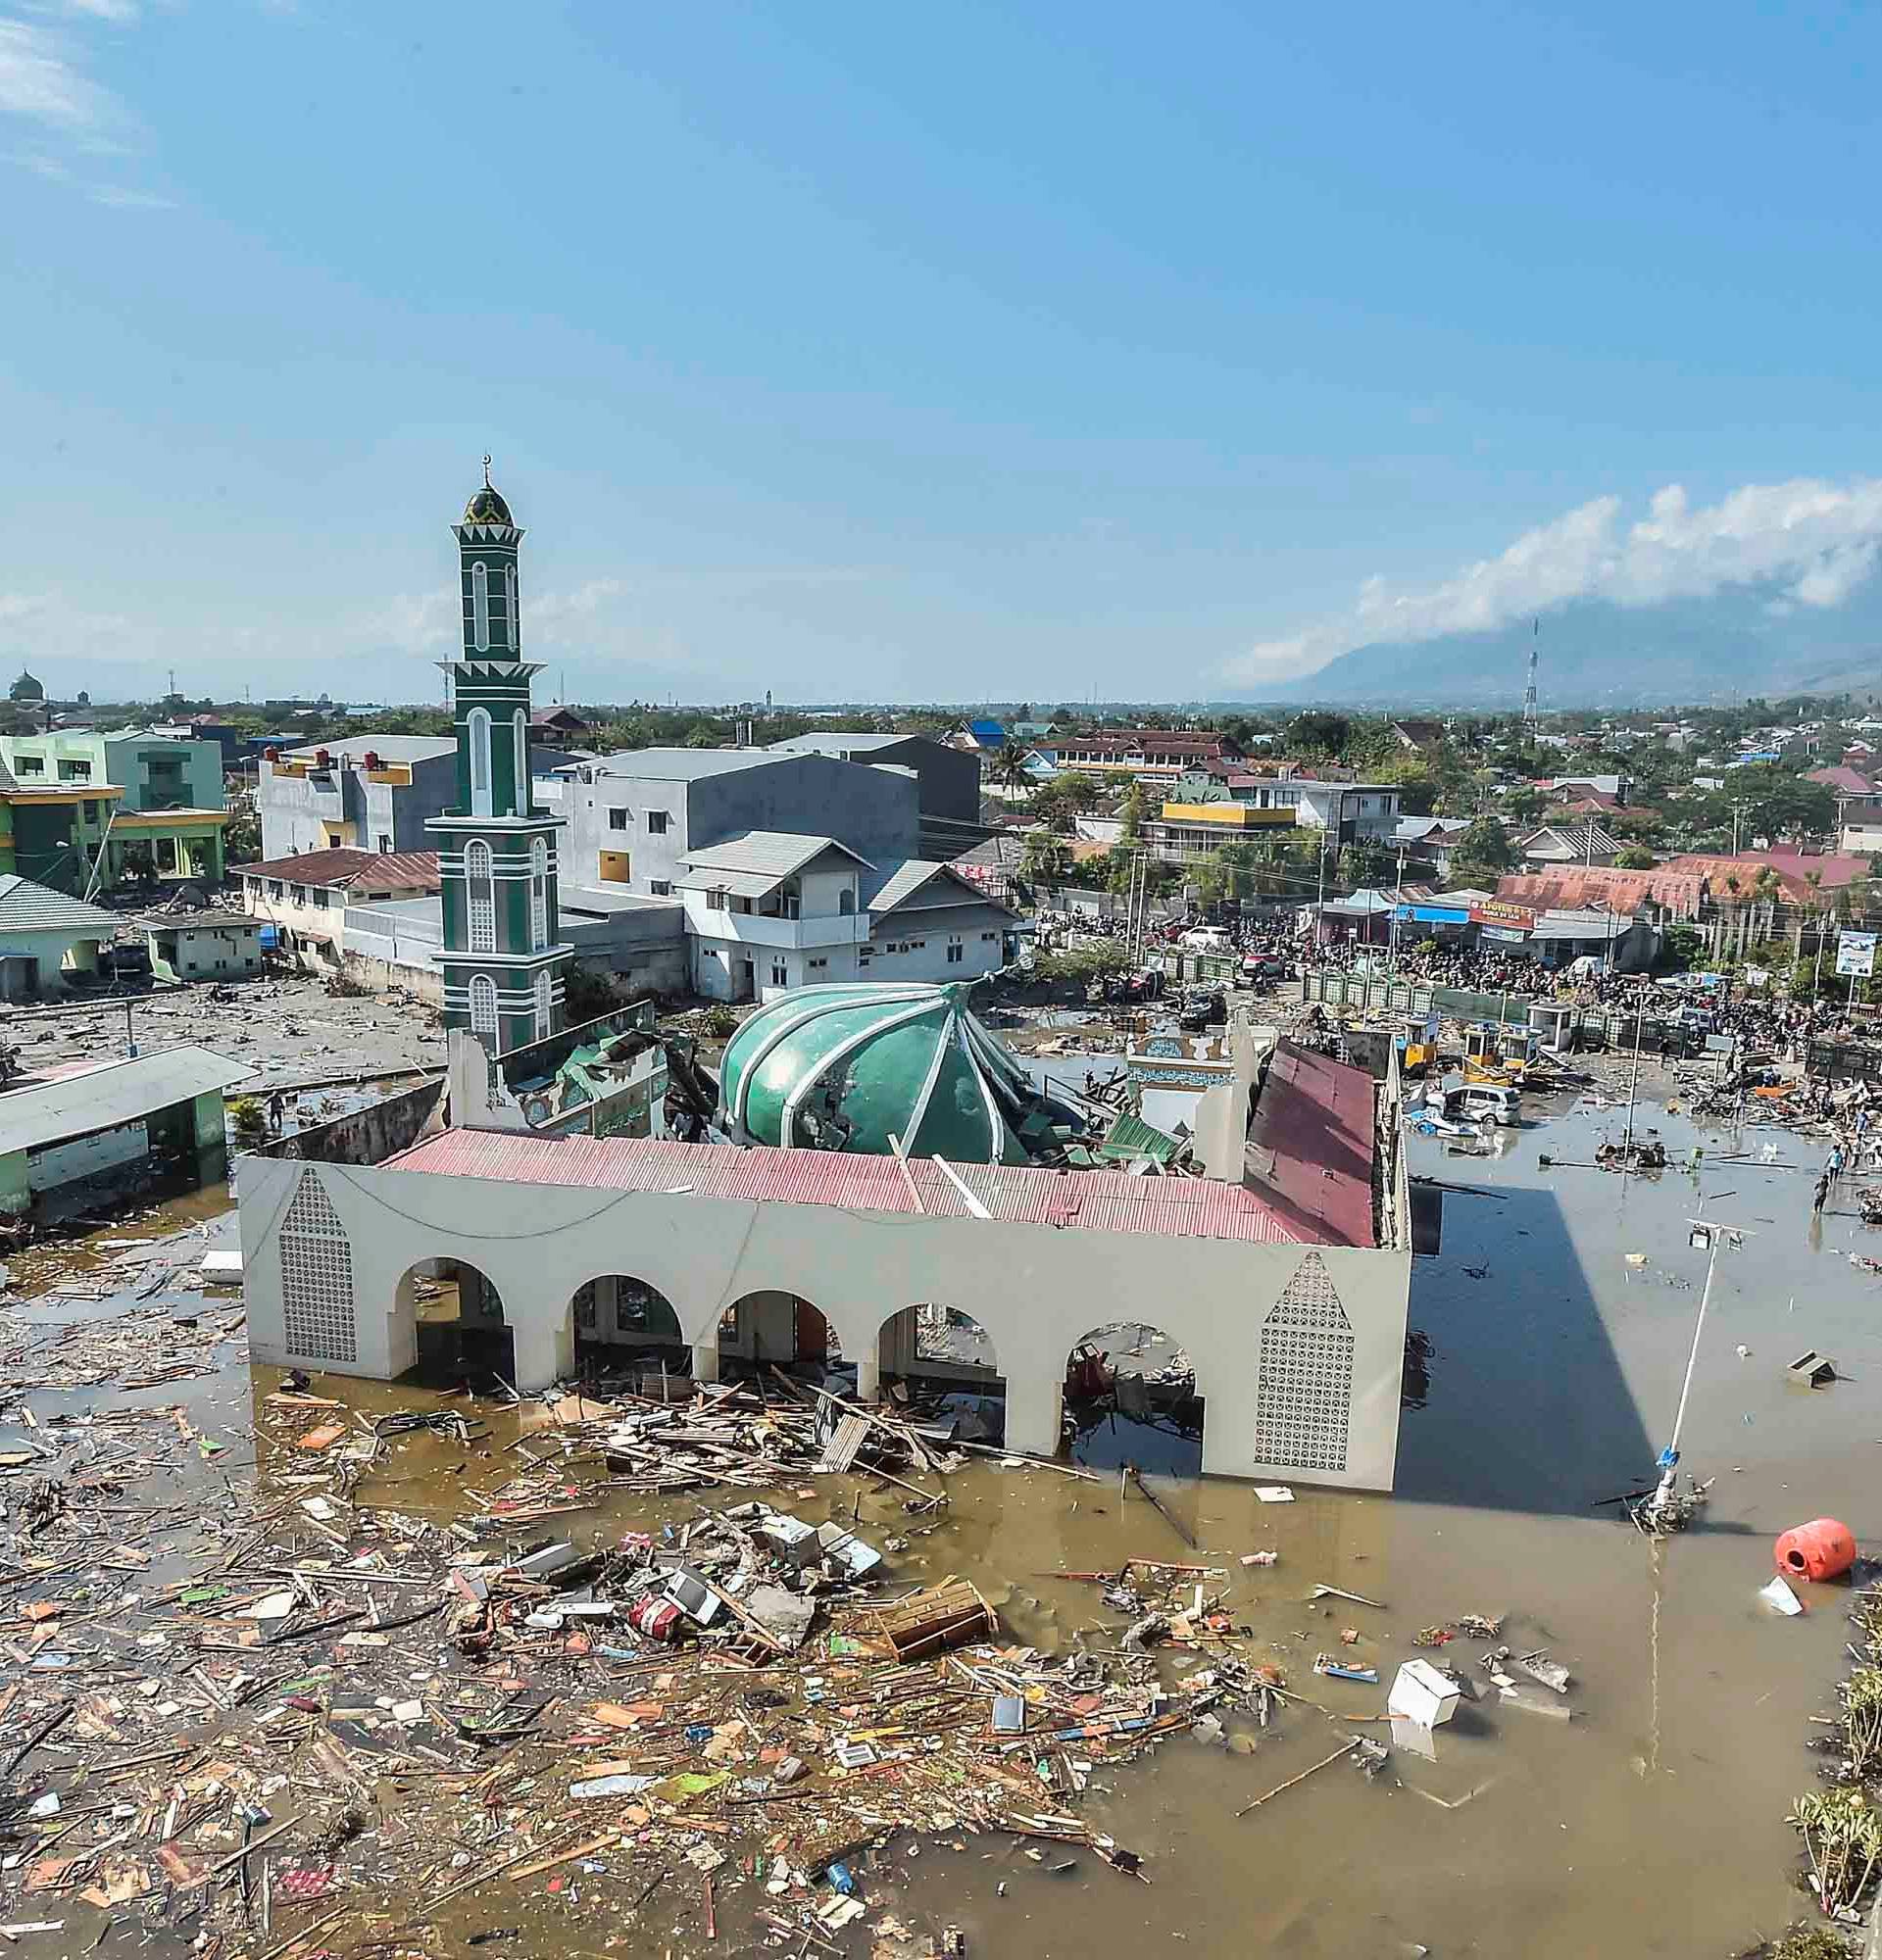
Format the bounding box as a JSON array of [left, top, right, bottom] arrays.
[[1387, 1658, 1461, 1729]]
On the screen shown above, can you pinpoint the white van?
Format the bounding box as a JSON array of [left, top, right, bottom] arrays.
[[1180, 927, 1234, 955]]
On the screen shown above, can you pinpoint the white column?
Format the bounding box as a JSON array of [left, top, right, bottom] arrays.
[[691, 1341, 720, 1385], [853, 1354, 881, 1402], [1003, 1360, 1063, 1457]]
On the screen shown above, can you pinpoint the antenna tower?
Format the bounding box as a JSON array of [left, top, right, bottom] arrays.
[[1523, 618, 1539, 722]]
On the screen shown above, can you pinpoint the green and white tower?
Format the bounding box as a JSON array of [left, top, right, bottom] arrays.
[[429, 463, 572, 1054]]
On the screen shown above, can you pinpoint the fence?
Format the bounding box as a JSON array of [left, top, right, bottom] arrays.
[[1301, 969, 1709, 1056]]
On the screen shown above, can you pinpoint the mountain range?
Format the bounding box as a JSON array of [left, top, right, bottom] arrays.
[[1250, 584, 1882, 710]]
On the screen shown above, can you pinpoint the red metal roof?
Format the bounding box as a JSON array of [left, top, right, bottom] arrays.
[[1243, 1040, 1378, 1249], [233, 848, 440, 891], [384, 1129, 1329, 1246]]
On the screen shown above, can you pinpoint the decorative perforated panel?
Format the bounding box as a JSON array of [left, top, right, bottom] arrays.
[[1252, 1251, 1354, 1473], [278, 1171, 358, 1364]]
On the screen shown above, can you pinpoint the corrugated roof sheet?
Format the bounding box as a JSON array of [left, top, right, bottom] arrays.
[[681, 831, 872, 878], [1243, 1040, 1378, 1248], [0, 875, 120, 939], [233, 849, 440, 891], [1, 1045, 253, 1154], [384, 1129, 1320, 1244]]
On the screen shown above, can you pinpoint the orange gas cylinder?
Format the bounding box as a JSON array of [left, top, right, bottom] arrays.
[[1774, 1518, 1857, 1583]]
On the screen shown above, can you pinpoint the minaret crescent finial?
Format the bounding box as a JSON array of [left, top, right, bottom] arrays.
[[482, 454, 493, 488]]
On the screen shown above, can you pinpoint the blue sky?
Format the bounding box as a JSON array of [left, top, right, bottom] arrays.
[[4, 1, 1882, 706]]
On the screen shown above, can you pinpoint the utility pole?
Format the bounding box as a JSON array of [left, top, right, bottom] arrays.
[[1645, 1214, 1753, 1530]]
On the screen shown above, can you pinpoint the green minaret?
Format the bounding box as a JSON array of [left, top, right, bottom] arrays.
[[429, 462, 572, 1054]]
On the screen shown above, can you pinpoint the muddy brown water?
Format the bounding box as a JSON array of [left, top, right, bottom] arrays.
[[7, 1075, 1880, 1956]]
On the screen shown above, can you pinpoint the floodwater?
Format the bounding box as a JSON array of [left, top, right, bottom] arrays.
[[11, 1073, 1881, 1957]]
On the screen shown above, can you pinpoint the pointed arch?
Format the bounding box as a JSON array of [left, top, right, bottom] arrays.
[[470, 562, 490, 651], [534, 967, 554, 1040], [465, 839, 496, 953], [1252, 1251, 1355, 1474], [468, 708, 492, 816], [529, 835, 549, 950], [470, 973, 498, 1038]]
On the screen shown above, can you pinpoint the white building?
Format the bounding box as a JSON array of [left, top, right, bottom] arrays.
[[677, 830, 1009, 1002]]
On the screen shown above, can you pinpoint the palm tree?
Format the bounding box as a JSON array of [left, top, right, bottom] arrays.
[[1019, 832, 1071, 888], [991, 743, 1036, 798]]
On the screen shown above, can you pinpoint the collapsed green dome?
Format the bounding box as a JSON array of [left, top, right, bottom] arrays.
[[718, 981, 1070, 1165]]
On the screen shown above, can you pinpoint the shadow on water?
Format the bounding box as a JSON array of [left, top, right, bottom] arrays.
[[1395, 1181, 1657, 1516]]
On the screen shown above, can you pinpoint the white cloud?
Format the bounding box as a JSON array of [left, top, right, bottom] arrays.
[[1225, 475, 1882, 682], [529, 578, 627, 639], [0, 19, 115, 135], [56, 1, 141, 21], [0, 590, 133, 662], [356, 589, 457, 657], [87, 181, 171, 207]]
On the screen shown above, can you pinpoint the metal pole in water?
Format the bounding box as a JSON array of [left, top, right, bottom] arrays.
[[1647, 1214, 1753, 1527]]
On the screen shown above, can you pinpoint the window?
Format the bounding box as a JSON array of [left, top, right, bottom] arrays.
[[466, 839, 496, 953], [14, 755, 41, 774], [290, 885, 307, 904], [58, 760, 90, 780], [608, 808, 628, 831], [857, 946, 872, 966], [982, 931, 997, 941], [529, 836, 549, 950], [512, 710, 527, 817], [770, 958, 788, 987], [947, 943, 964, 964], [468, 708, 492, 816], [470, 973, 498, 1037], [82, 800, 99, 820], [504, 565, 519, 652], [645, 810, 670, 835], [839, 889, 855, 915], [650, 879, 672, 897], [533, 968, 553, 1040], [809, 956, 827, 970], [269, 880, 284, 900], [709, 887, 727, 910], [313, 888, 330, 909], [471, 561, 490, 650]]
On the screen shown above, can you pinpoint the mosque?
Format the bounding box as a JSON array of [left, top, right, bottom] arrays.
[[237, 472, 1413, 1489]]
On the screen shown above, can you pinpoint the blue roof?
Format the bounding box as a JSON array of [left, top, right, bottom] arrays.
[[967, 719, 1005, 743]]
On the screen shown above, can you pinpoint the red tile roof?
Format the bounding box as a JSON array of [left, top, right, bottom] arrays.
[[383, 1127, 1349, 1245], [1808, 765, 1874, 796], [233, 848, 441, 891]]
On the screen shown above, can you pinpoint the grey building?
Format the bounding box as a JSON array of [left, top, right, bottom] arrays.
[[259, 735, 565, 860], [764, 732, 983, 858], [542, 748, 922, 902]]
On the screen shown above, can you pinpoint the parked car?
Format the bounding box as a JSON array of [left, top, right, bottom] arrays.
[[1242, 954, 1293, 985], [1178, 987, 1225, 1031], [1435, 1082, 1521, 1127], [1180, 927, 1234, 955]]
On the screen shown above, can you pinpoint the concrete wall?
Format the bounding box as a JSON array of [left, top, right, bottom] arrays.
[[146, 921, 265, 982], [867, 901, 1008, 985], [102, 738, 224, 813], [238, 1153, 1412, 1489], [559, 756, 922, 901], [249, 1075, 447, 1167]]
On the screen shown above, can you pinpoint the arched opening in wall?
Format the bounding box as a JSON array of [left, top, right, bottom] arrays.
[[876, 1303, 1006, 1445], [398, 1258, 514, 1389], [718, 1289, 843, 1385], [571, 1275, 687, 1396], [1063, 1320, 1202, 1478]]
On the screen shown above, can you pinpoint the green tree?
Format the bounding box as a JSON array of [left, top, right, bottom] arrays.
[[1451, 815, 1517, 872], [1287, 710, 1349, 758], [1019, 833, 1072, 885], [1612, 845, 1657, 869], [991, 743, 1036, 796], [1339, 838, 1397, 888]]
